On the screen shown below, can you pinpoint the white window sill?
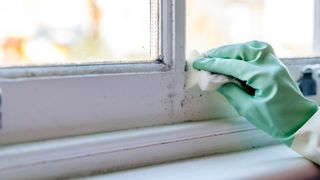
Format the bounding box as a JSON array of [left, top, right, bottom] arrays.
[[0, 117, 277, 179], [88, 145, 320, 180]]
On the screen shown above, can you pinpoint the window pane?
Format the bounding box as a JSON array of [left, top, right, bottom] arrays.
[[187, 0, 314, 58], [0, 0, 159, 67]]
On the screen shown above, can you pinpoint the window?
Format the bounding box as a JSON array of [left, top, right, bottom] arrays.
[[3, 0, 223, 146], [187, 0, 316, 58]]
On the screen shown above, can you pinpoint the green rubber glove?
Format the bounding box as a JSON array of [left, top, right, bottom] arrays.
[[193, 41, 318, 143]]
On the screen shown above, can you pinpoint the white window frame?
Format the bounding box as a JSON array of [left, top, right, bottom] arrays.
[[314, 0, 320, 54], [0, 0, 240, 145]]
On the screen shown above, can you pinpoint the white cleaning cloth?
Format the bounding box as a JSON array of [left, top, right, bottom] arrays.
[[186, 50, 242, 91]]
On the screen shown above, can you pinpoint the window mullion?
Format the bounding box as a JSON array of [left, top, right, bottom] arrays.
[[314, 0, 320, 54]]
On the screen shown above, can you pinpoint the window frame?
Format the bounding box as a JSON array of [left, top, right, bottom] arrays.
[[2, 0, 238, 145], [314, 0, 320, 54]]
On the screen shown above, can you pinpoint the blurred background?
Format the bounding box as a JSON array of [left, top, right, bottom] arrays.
[[0, 0, 315, 67], [187, 0, 315, 58], [0, 0, 159, 66]]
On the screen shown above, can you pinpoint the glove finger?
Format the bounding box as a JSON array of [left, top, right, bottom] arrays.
[[206, 41, 274, 61], [217, 83, 252, 115], [193, 57, 259, 89]]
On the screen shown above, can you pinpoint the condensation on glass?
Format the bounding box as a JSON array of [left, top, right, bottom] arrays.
[[187, 0, 315, 58], [0, 0, 160, 67]]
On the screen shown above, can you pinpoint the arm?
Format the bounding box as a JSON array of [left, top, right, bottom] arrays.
[[291, 110, 320, 165]]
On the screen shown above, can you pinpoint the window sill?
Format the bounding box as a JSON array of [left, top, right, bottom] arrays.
[[0, 117, 277, 179], [93, 145, 320, 180]]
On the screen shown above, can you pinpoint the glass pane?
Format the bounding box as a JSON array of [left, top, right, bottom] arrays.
[[0, 0, 159, 67], [187, 0, 314, 58]]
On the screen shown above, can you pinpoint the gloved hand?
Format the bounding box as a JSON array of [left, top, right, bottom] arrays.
[[193, 41, 318, 144]]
